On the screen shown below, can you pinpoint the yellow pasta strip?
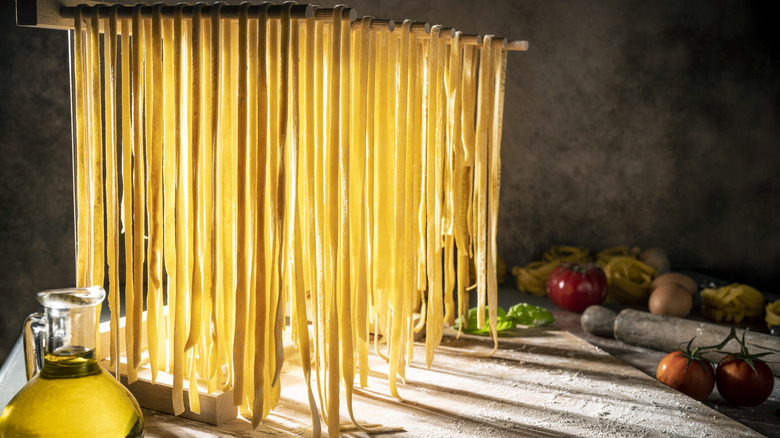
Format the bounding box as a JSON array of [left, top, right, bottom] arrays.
[[413, 40, 426, 295], [432, 26, 446, 357], [388, 21, 409, 401], [461, 46, 478, 258], [185, 4, 204, 355], [423, 27, 438, 368], [241, 6, 258, 417], [354, 16, 372, 389], [405, 30, 421, 365], [372, 31, 389, 342], [262, 17, 280, 419], [457, 249, 470, 332], [87, 10, 104, 291], [131, 4, 146, 374], [251, 3, 270, 424], [326, 8, 344, 436], [473, 36, 492, 331], [346, 23, 360, 383], [461, 46, 477, 168], [171, 4, 186, 416], [312, 18, 330, 421], [162, 10, 176, 376], [339, 13, 369, 432], [443, 33, 462, 327], [146, 4, 164, 383], [119, 15, 136, 385], [217, 13, 236, 395], [232, 3, 249, 409], [363, 28, 376, 332], [486, 44, 508, 355], [104, 5, 120, 373], [73, 7, 89, 289], [272, 3, 292, 395], [443, 235, 456, 326], [188, 347, 200, 414], [83, 11, 99, 355], [205, 3, 222, 393], [188, 5, 208, 414]]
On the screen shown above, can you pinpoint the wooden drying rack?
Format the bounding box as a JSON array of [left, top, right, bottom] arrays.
[[16, 0, 529, 427], [15, 0, 529, 50]]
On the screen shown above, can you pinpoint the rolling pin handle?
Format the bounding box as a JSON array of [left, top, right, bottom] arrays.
[[580, 305, 617, 338]]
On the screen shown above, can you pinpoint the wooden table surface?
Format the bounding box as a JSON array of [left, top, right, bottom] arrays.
[[2, 285, 777, 437], [137, 287, 779, 437]]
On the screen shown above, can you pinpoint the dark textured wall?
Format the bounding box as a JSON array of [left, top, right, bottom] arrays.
[[1, 0, 778, 366], [1, 1, 75, 367]]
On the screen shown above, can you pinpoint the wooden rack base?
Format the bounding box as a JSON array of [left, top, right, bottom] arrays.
[[98, 313, 237, 426]]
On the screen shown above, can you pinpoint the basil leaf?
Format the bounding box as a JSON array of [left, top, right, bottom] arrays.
[[508, 303, 555, 327], [455, 306, 515, 335]]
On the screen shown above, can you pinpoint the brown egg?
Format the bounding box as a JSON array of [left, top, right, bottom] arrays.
[[648, 284, 692, 317], [651, 272, 698, 295]]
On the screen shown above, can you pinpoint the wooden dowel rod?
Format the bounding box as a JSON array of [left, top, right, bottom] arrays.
[[459, 34, 482, 46], [506, 40, 529, 51], [313, 6, 357, 21], [491, 38, 507, 48], [439, 27, 456, 39], [35, 1, 528, 53], [350, 17, 394, 32], [410, 22, 430, 35], [61, 3, 315, 20]]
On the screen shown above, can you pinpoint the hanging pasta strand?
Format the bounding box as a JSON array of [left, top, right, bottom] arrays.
[[251, 2, 270, 425], [354, 16, 372, 389], [171, 3, 187, 416], [442, 32, 462, 327], [206, 2, 223, 393], [486, 42, 508, 356], [272, 2, 292, 393], [162, 6, 176, 376], [130, 5, 146, 377], [104, 5, 119, 375], [312, 15, 329, 421], [146, 4, 165, 383], [119, 13, 137, 385], [73, 7, 89, 289], [473, 35, 492, 332], [423, 25, 442, 368], [87, 9, 104, 294], [325, 7, 344, 435], [388, 20, 409, 400], [290, 15, 321, 435], [232, 2, 249, 409]]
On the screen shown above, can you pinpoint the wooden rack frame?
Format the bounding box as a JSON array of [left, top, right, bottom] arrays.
[[16, 0, 528, 50], [16, 0, 529, 428]]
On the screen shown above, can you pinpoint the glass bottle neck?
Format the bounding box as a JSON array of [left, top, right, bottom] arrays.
[[44, 305, 98, 356]]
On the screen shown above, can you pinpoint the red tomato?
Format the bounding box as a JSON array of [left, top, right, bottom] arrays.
[[716, 355, 774, 407], [546, 263, 607, 313], [656, 351, 715, 401]]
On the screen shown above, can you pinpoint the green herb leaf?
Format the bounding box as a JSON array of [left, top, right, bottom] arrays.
[[507, 303, 555, 327], [455, 306, 515, 335]]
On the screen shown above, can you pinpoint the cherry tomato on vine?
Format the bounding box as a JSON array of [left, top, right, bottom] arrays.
[[716, 355, 774, 407], [656, 350, 715, 401]]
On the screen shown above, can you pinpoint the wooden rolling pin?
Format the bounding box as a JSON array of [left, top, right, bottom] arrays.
[[581, 306, 780, 376]]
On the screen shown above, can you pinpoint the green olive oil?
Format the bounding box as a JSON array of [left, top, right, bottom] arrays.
[[0, 348, 143, 438]]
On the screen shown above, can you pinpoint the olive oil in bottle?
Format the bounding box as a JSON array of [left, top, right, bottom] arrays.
[[0, 287, 144, 437]]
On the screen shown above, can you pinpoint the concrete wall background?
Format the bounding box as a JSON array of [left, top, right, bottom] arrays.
[[1, 0, 778, 366]]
